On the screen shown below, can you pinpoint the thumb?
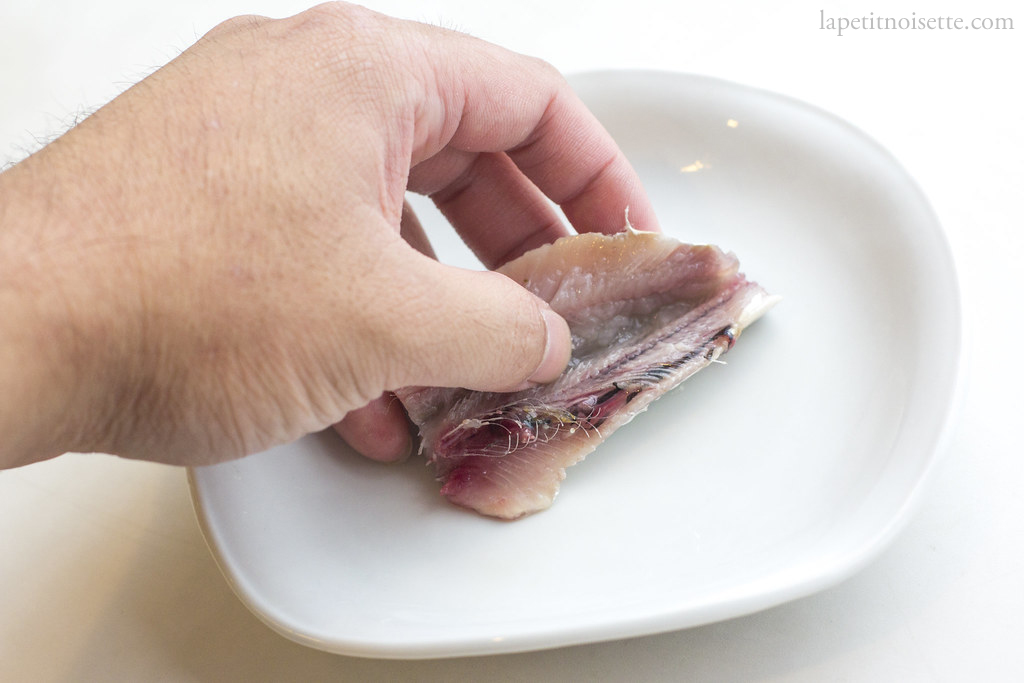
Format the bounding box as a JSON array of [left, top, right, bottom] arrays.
[[371, 250, 572, 393]]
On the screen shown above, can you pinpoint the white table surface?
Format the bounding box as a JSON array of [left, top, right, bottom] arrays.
[[2, 0, 1020, 680]]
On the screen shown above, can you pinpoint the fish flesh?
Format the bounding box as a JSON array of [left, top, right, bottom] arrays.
[[398, 228, 777, 520], [399, 230, 775, 519]]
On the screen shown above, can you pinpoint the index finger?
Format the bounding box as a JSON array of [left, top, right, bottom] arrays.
[[407, 30, 660, 236]]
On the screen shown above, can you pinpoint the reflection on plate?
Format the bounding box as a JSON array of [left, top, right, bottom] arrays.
[[188, 71, 962, 658]]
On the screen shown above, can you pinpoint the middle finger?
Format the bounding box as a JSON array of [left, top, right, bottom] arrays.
[[408, 150, 570, 269]]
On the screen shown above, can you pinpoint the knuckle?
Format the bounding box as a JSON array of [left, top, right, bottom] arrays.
[[203, 14, 271, 40], [287, 2, 383, 43], [518, 54, 567, 94], [529, 55, 563, 81]]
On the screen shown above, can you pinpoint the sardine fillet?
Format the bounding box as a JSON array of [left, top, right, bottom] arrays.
[[398, 230, 776, 520]]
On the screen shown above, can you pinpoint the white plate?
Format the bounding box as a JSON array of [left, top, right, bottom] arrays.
[[189, 71, 962, 658]]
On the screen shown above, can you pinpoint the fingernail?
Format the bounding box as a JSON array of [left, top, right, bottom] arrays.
[[526, 307, 572, 385], [395, 422, 416, 463]]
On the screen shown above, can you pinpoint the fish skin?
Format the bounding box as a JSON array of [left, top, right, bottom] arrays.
[[398, 230, 777, 520]]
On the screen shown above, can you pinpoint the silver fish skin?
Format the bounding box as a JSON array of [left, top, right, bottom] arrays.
[[398, 229, 777, 520]]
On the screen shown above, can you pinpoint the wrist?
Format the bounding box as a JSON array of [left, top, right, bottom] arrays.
[[0, 285, 77, 467], [0, 149, 129, 467]]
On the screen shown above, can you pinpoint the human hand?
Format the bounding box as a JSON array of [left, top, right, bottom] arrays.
[[0, 2, 658, 468]]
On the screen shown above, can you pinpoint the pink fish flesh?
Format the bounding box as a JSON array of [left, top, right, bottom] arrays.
[[398, 230, 777, 520]]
